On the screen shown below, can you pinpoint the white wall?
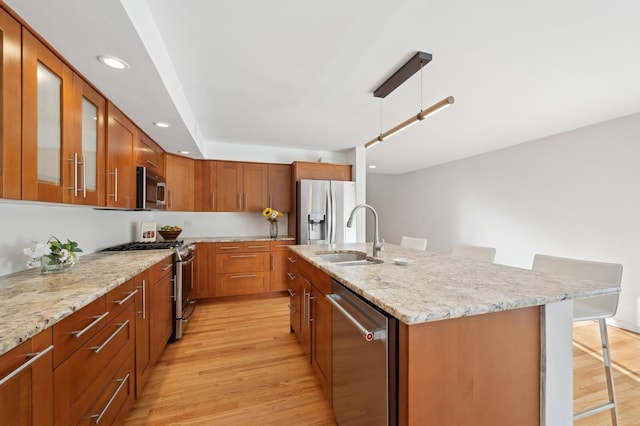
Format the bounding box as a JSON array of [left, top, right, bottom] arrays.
[[367, 113, 640, 332]]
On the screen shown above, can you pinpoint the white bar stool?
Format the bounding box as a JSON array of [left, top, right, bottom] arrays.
[[452, 244, 496, 262], [532, 254, 623, 425], [400, 236, 427, 250]]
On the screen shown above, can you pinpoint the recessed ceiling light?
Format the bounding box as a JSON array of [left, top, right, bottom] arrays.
[[369, 165, 377, 169], [178, 150, 191, 155], [153, 121, 171, 128], [96, 55, 129, 70]]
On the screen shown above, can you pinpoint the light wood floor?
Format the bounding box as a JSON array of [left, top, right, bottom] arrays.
[[125, 296, 640, 425]]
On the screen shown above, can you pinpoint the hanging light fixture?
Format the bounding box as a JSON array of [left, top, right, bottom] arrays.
[[364, 52, 454, 149]]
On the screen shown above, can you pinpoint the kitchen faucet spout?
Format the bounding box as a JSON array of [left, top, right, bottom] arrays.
[[347, 204, 384, 257]]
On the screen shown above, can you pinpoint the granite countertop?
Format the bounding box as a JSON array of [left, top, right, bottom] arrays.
[[0, 250, 173, 356], [289, 243, 621, 325], [183, 235, 295, 243]]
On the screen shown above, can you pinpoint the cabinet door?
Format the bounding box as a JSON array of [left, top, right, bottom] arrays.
[[22, 29, 74, 203], [194, 160, 217, 211], [216, 161, 243, 211], [243, 162, 268, 211], [134, 270, 151, 398], [136, 133, 165, 176], [287, 253, 301, 337], [0, 8, 21, 200], [70, 75, 105, 206], [0, 329, 53, 426], [194, 243, 217, 299], [106, 103, 136, 208], [270, 251, 290, 292], [166, 154, 195, 211], [312, 285, 332, 401], [299, 276, 312, 360], [150, 269, 173, 363], [267, 164, 292, 212]]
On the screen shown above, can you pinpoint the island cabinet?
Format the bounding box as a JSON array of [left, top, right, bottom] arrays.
[[216, 161, 268, 212], [135, 132, 165, 176], [296, 257, 332, 402], [194, 160, 217, 212], [215, 241, 271, 297], [0, 8, 22, 200], [286, 252, 301, 339], [52, 279, 136, 426], [149, 258, 175, 363], [267, 164, 292, 212], [0, 328, 53, 426], [165, 154, 195, 211], [106, 103, 136, 208], [269, 241, 293, 291], [193, 242, 217, 299], [134, 269, 152, 398]]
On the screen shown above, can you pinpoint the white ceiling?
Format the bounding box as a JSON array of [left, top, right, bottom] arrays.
[[6, 0, 640, 174]]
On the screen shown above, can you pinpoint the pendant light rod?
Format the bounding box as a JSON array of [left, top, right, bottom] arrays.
[[364, 96, 455, 149]]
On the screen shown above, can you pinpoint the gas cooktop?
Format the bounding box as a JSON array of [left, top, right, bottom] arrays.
[[101, 241, 184, 252]]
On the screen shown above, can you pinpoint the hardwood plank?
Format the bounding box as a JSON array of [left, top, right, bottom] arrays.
[[124, 296, 336, 425]]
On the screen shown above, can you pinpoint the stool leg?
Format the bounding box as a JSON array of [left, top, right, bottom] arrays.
[[599, 318, 619, 426]]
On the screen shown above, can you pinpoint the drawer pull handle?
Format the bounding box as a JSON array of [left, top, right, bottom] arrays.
[[287, 257, 297, 263], [274, 244, 289, 248], [287, 288, 296, 297], [145, 159, 159, 168], [114, 290, 138, 306], [0, 345, 53, 387], [91, 320, 129, 354], [84, 372, 130, 424], [247, 245, 267, 249], [161, 263, 173, 271], [230, 255, 257, 258], [220, 246, 240, 250], [230, 274, 257, 279], [136, 280, 146, 319], [71, 312, 109, 338], [287, 272, 296, 281]]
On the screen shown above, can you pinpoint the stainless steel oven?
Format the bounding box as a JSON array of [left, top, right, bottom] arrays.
[[174, 244, 196, 339], [136, 166, 166, 210]]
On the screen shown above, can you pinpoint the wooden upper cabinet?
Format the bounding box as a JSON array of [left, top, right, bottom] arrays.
[[291, 161, 352, 182], [69, 75, 106, 206], [165, 154, 194, 211], [243, 162, 268, 212], [0, 8, 21, 200], [194, 160, 217, 212], [267, 164, 291, 212], [136, 133, 165, 176], [216, 161, 243, 211], [106, 103, 136, 208], [21, 29, 74, 203]]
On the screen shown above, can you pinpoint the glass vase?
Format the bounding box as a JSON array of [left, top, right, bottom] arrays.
[[269, 221, 278, 238], [41, 255, 73, 274]]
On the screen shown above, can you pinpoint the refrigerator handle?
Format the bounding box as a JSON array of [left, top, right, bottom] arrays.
[[330, 183, 337, 243], [326, 184, 333, 244]]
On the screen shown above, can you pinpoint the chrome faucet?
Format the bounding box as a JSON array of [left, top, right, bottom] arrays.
[[347, 204, 384, 258]]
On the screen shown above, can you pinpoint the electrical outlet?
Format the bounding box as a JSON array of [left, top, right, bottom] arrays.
[[184, 220, 193, 227]]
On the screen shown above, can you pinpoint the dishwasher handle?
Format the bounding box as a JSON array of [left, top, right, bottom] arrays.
[[326, 293, 385, 342]]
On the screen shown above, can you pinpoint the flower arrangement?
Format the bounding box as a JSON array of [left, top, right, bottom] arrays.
[[23, 236, 82, 270], [262, 207, 283, 223]]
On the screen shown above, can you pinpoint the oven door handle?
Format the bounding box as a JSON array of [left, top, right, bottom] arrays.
[[181, 300, 197, 322], [178, 255, 196, 266]]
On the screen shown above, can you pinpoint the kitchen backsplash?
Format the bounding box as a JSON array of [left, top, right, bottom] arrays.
[[0, 201, 288, 277]]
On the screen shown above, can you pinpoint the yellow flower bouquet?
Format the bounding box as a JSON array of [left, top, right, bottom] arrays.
[[262, 207, 283, 223]]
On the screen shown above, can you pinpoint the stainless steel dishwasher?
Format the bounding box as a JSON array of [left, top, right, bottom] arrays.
[[326, 279, 397, 426]]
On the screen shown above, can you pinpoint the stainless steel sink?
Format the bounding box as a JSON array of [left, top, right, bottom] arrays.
[[314, 251, 383, 266]]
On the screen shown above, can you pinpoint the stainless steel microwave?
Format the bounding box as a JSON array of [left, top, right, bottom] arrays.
[[136, 166, 166, 210]]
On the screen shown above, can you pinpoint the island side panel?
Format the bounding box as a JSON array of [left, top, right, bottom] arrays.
[[398, 306, 540, 426]]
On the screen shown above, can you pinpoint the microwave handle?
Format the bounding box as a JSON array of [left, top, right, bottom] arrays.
[[156, 182, 166, 205]]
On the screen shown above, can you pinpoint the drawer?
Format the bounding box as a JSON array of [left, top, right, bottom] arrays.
[[149, 258, 174, 283], [215, 272, 269, 297], [54, 304, 134, 425], [105, 278, 137, 320], [216, 242, 243, 253], [270, 240, 293, 251], [216, 252, 269, 274], [243, 241, 270, 252], [77, 353, 134, 426], [52, 296, 107, 367]]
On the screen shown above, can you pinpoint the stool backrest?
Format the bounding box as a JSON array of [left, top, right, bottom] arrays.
[[532, 254, 622, 319], [452, 244, 496, 262]]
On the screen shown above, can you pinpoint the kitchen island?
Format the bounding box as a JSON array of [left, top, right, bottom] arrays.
[[289, 242, 620, 426]]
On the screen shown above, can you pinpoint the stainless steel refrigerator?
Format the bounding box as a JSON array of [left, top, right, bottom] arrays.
[[297, 179, 357, 245]]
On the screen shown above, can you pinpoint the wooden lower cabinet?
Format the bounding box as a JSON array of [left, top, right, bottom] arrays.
[[194, 243, 217, 299], [150, 260, 174, 363], [269, 241, 292, 292], [134, 269, 152, 398], [53, 283, 135, 425], [286, 253, 300, 338], [0, 329, 53, 426]]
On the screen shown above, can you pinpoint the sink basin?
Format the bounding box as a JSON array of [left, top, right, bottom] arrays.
[[314, 251, 383, 266]]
